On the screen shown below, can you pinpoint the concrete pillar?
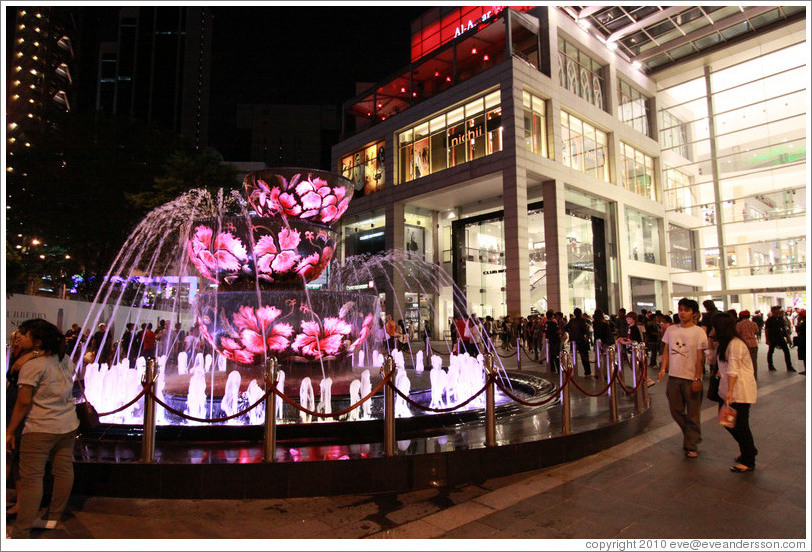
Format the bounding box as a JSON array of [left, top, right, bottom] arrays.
[[502, 166, 530, 319], [384, 202, 407, 319], [542, 179, 568, 312]]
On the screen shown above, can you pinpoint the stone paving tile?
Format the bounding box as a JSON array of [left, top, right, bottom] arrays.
[[440, 519, 501, 538], [370, 518, 445, 539]]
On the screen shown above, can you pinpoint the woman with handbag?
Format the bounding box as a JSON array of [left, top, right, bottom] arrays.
[[711, 312, 758, 473], [5, 318, 79, 538]]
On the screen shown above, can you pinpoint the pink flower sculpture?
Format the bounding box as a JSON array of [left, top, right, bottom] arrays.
[[186, 224, 248, 284], [255, 227, 303, 281], [246, 171, 351, 225], [291, 317, 353, 359]]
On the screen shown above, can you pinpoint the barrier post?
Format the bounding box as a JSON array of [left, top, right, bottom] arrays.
[[141, 357, 157, 463], [571, 339, 578, 376], [263, 356, 279, 463], [636, 344, 647, 412], [484, 354, 497, 447], [610, 346, 619, 423], [630, 343, 642, 412], [559, 349, 571, 435], [516, 337, 522, 370], [545, 338, 550, 371], [382, 355, 396, 457], [595, 340, 603, 381]]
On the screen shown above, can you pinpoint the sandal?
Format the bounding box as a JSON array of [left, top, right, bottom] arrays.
[[685, 450, 698, 458]]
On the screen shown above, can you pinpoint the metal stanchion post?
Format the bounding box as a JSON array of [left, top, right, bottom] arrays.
[[545, 338, 550, 370], [516, 337, 522, 370], [559, 349, 571, 435], [382, 355, 396, 457], [571, 339, 578, 376], [630, 343, 641, 413], [484, 354, 496, 447], [636, 344, 647, 411], [595, 340, 603, 381], [141, 357, 157, 463], [610, 346, 619, 423], [263, 356, 279, 463]]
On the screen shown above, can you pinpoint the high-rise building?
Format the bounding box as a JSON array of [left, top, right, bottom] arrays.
[[331, 5, 807, 330], [6, 7, 77, 167], [95, 6, 212, 150]]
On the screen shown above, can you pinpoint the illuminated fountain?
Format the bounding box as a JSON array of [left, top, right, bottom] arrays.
[[75, 168, 552, 431]]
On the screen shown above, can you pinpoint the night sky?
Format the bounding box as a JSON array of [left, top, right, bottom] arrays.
[[209, 5, 427, 106]]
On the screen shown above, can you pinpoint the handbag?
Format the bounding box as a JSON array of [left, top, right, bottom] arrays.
[[718, 402, 737, 428], [707, 374, 722, 403], [75, 400, 101, 433]]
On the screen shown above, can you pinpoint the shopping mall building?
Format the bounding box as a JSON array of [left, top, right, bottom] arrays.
[[331, 5, 807, 330]]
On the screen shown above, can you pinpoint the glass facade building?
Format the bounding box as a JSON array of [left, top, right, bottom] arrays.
[[333, 6, 807, 331]]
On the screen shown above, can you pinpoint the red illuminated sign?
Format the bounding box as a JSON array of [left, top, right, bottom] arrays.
[[411, 6, 534, 62]]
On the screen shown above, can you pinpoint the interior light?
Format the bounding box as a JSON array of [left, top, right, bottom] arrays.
[[471, 47, 477, 54], [446, 76, 452, 82], [377, 102, 382, 108], [412, 92, 417, 97], [483, 54, 489, 61], [632, 61, 642, 70], [39, 254, 46, 260], [434, 70, 440, 77], [400, 86, 406, 93]]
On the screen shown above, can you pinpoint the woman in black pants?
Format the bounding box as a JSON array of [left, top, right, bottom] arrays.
[[712, 313, 758, 472]]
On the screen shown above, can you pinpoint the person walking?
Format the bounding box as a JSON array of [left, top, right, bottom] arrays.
[[735, 311, 759, 379], [6, 318, 80, 538], [658, 298, 708, 458], [712, 312, 758, 473], [765, 306, 795, 372], [544, 310, 562, 374], [385, 314, 398, 353]]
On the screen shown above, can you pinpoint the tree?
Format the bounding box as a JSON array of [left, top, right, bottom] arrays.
[[126, 149, 240, 212]]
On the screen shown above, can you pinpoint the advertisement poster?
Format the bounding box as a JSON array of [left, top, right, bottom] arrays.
[[405, 224, 425, 257], [414, 138, 429, 179]]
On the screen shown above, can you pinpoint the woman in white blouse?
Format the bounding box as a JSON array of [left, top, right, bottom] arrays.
[[712, 312, 758, 473]]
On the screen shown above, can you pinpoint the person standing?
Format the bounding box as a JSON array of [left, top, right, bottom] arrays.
[[6, 318, 80, 538], [765, 306, 794, 372], [735, 311, 759, 379], [566, 308, 592, 376], [385, 314, 398, 353], [141, 323, 157, 359], [119, 323, 135, 365], [712, 313, 758, 472], [658, 298, 708, 458], [795, 310, 806, 375], [544, 310, 562, 374]]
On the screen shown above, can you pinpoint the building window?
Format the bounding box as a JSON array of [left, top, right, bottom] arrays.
[[620, 142, 656, 200], [523, 91, 548, 158], [398, 90, 501, 183], [668, 223, 697, 271], [659, 110, 692, 160], [340, 140, 386, 197], [557, 37, 606, 111], [663, 165, 697, 216], [561, 111, 609, 182], [626, 208, 661, 265], [617, 78, 651, 137]]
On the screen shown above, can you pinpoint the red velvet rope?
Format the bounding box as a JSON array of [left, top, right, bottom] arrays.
[[493, 367, 574, 406], [390, 373, 491, 413], [270, 370, 393, 419]]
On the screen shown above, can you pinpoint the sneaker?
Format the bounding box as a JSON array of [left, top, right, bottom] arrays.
[[31, 518, 57, 530]]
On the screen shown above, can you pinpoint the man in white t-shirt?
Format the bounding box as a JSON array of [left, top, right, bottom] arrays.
[[658, 298, 708, 458]]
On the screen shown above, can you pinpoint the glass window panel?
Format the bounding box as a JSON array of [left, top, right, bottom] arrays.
[[399, 129, 412, 144], [429, 114, 445, 133], [468, 114, 487, 160], [465, 98, 484, 117], [485, 90, 501, 109], [487, 108, 503, 155], [447, 106, 464, 125], [414, 122, 429, 140], [430, 132, 446, 173]]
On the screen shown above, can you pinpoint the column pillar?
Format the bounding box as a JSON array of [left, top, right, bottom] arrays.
[[542, 179, 568, 312], [385, 202, 407, 319], [503, 167, 530, 318]]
